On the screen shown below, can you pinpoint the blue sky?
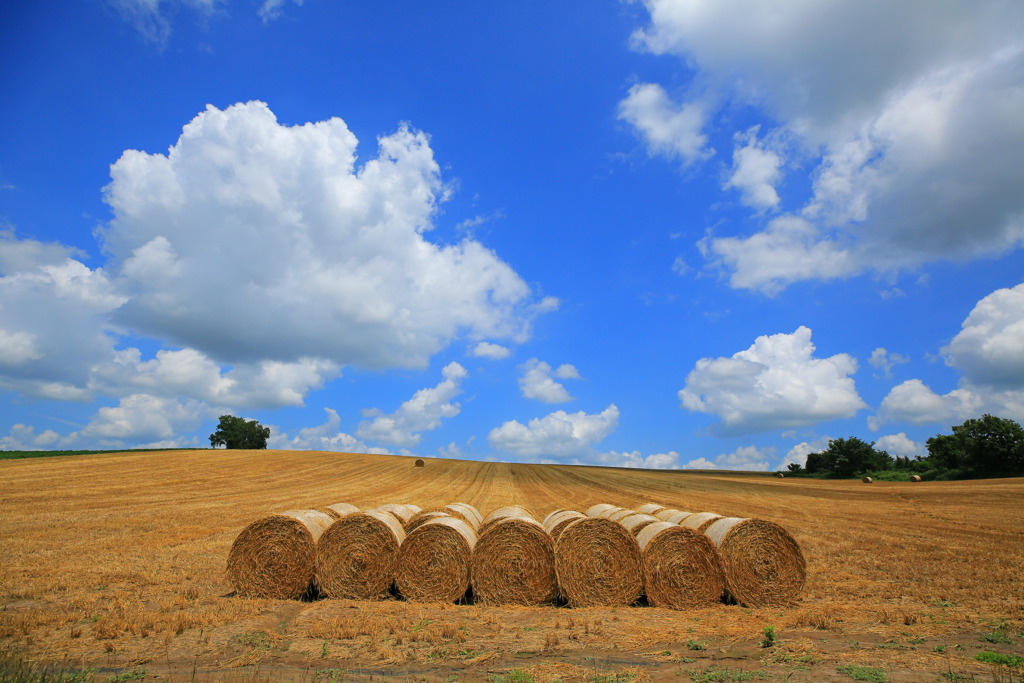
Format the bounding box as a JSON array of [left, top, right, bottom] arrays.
[[2, 1, 1023, 470]]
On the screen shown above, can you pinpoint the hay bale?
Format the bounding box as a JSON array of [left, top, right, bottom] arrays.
[[226, 509, 333, 599], [664, 511, 693, 525], [405, 504, 423, 514], [323, 503, 359, 520], [472, 516, 557, 606], [703, 517, 806, 607], [910, 475, 922, 483], [654, 508, 686, 522], [619, 513, 661, 537], [398, 516, 477, 603], [444, 503, 483, 530], [585, 503, 618, 518], [554, 517, 643, 608], [414, 458, 425, 467], [636, 521, 726, 609], [637, 503, 667, 515], [374, 503, 418, 525], [315, 511, 406, 600], [405, 510, 450, 533], [680, 511, 723, 532], [542, 510, 587, 542], [775, 472, 785, 478], [607, 508, 637, 522], [478, 505, 536, 536], [862, 476, 873, 484]]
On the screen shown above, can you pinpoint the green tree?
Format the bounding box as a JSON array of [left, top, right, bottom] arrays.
[[209, 415, 271, 449], [804, 437, 893, 478], [925, 414, 1024, 478]]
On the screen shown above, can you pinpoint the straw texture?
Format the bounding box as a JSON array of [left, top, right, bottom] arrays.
[[680, 512, 723, 532], [472, 516, 557, 606], [323, 503, 359, 520], [226, 509, 333, 600], [654, 508, 687, 522], [586, 503, 618, 518], [619, 513, 661, 537], [636, 521, 725, 609], [445, 503, 483, 530], [543, 510, 587, 543], [703, 517, 806, 607], [398, 516, 477, 603], [478, 505, 536, 536], [554, 517, 643, 608], [315, 510, 406, 600], [636, 503, 667, 515], [374, 503, 418, 525], [405, 510, 450, 533]]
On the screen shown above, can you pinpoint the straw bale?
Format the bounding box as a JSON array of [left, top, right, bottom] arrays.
[[478, 505, 536, 536], [637, 503, 667, 515], [680, 511, 723, 532], [226, 509, 333, 600], [636, 521, 725, 609], [775, 472, 785, 478], [597, 506, 628, 519], [543, 510, 587, 542], [619, 513, 660, 537], [542, 509, 570, 528], [703, 517, 806, 607], [323, 503, 359, 520], [654, 508, 686, 522], [398, 516, 477, 603], [554, 517, 643, 608], [315, 510, 406, 600], [405, 504, 423, 514], [862, 476, 873, 483], [444, 503, 483, 530], [607, 508, 637, 522], [664, 511, 692, 524], [374, 503, 418, 525], [472, 516, 557, 606], [910, 475, 922, 482], [585, 503, 618, 518], [405, 510, 450, 533], [414, 458, 425, 467]]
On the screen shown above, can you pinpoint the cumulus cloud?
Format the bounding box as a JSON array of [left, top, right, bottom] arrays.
[[488, 404, 619, 461], [629, 1, 1024, 291], [779, 436, 831, 470], [108, 0, 223, 45], [683, 445, 774, 471], [356, 362, 468, 447], [869, 347, 910, 379], [269, 408, 378, 452], [258, 0, 301, 23], [518, 358, 581, 403], [80, 394, 213, 445], [869, 379, 982, 431], [679, 326, 866, 434], [471, 342, 511, 360], [876, 432, 925, 458], [618, 83, 712, 166], [0, 424, 69, 451], [943, 282, 1024, 390], [724, 127, 783, 211]]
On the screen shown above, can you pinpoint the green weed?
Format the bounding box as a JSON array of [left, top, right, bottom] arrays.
[[836, 664, 885, 682]]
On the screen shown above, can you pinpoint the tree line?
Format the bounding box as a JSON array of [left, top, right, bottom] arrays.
[[785, 414, 1024, 481]]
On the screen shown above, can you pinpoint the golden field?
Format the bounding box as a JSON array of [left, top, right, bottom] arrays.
[[1, 449, 1023, 682]]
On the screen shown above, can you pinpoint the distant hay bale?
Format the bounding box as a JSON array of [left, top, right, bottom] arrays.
[[445, 503, 482, 530], [414, 458, 425, 467], [472, 516, 557, 606], [374, 504, 418, 525], [478, 505, 536, 536], [405, 510, 450, 533], [555, 517, 643, 608], [862, 476, 873, 484], [323, 503, 359, 520], [775, 472, 785, 478], [636, 521, 726, 609], [703, 517, 806, 607], [637, 503, 667, 515], [910, 475, 922, 483], [398, 516, 477, 603], [585, 503, 618, 518], [663, 511, 693, 525], [542, 510, 587, 542], [315, 510, 406, 600], [619, 513, 661, 537], [607, 508, 637, 522], [226, 509, 333, 600], [680, 512, 723, 532], [654, 508, 686, 522]]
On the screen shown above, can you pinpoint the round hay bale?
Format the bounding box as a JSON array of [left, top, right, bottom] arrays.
[[775, 472, 785, 478], [414, 458, 425, 467], [637, 503, 667, 515], [680, 512, 723, 532], [315, 511, 405, 600], [374, 503, 417, 525], [862, 476, 873, 484], [542, 508, 570, 528], [323, 503, 359, 520], [654, 508, 686, 522], [607, 508, 637, 523], [586, 503, 618, 518], [703, 517, 806, 607], [226, 509, 333, 599], [405, 504, 423, 514], [910, 475, 922, 483], [619, 513, 660, 537], [664, 511, 693, 525], [554, 517, 643, 608], [472, 516, 557, 606], [444, 503, 483, 530], [478, 505, 536, 536], [637, 521, 726, 609], [398, 516, 477, 603], [596, 506, 628, 519], [405, 510, 450, 533], [543, 510, 587, 542]]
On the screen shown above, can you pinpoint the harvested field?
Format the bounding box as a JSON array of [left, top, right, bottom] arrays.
[[1, 449, 1023, 682]]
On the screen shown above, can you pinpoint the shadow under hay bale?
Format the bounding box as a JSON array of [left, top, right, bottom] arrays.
[[472, 514, 557, 606], [226, 509, 333, 600], [315, 511, 405, 600], [555, 517, 643, 608], [398, 516, 477, 603], [703, 517, 806, 608], [637, 521, 726, 609]]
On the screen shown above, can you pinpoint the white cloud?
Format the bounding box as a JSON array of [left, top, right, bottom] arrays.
[[471, 341, 511, 360], [108, 0, 223, 45], [258, 0, 301, 23], [683, 445, 773, 472], [724, 127, 783, 211], [605, 450, 680, 470], [869, 347, 910, 379], [80, 394, 213, 444], [0, 424, 69, 451], [488, 404, 619, 461], [0, 229, 84, 274], [679, 326, 866, 434], [356, 362, 467, 447], [631, 1, 1024, 291], [269, 408, 369, 452], [943, 282, 1024, 389], [869, 379, 982, 431], [876, 432, 925, 458], [618, 83, 712, 166], [518, 358, 581, 403], [780, 436, 831, 470]]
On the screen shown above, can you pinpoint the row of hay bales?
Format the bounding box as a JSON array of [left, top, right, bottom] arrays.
[[226, 501, 805, 609]]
